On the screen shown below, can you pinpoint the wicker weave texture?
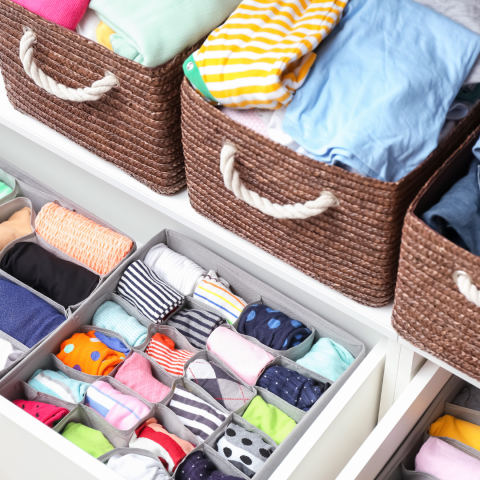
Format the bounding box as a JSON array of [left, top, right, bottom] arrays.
[[393, 128, 480, 379], [0, 0, 200, 195], [181, 78, 480, 307]]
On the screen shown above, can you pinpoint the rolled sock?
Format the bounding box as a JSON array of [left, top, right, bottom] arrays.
[[429, 414, 480, 451], [85, 380, 150, 430], [217, 422, 275, 477], [35, 202, 133, 275], [194, 271, 246, 324], [207, 327, 274, 385], [169, 385, 227, 442], [62, 422, 114, 458], [257, 366, 327, 412], [452, 384, 480, 411], [92, 301, 148, 347], [0, 242, 100, 308], [107, 453, 169, 480], [237, 304, 311, 350], [415, 437, 480, 480], [114, 353, 171, 403], [242, 396, 296, 445], [177, 450, 244, 480], [129, 417, 195, 473], [0, 277, 66, 348], [117, 260, 184, 323], [0, 181, 13, 199], [145, 333, 193, 376], [28, 369, 89, 404], [56, 331, 128, 376], [167, 309, 225, 350], [0, 337, 23, 369], [185, 359, 255, 411], [0, 207, 32, 251], [144, 244, 207, 295], [296, 338, 354, 382], [12, 399, 69, 428]]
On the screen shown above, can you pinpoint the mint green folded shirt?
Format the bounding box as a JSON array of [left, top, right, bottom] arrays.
[[89, 0, 242, 67], [0, 181, 13, 200]]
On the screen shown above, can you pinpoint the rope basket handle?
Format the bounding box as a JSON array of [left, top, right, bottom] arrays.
[[453, 270, 480, 308], [19, 27, 119, 102], [220, 142, 340, 220]]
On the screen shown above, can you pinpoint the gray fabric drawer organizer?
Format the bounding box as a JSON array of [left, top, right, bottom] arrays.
[[0, 229, 366, 480]]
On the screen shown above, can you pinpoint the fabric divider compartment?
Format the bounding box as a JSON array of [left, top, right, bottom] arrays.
[[174, 443, 251, 480], [98, 446, 164, 464], [183, 350, 257, 414], [0, 196, 36, 238], [53, 404, 132, 448], [0, 167, 18, 205], [0, 330, 29, 380], [11, 381, 76, 412]]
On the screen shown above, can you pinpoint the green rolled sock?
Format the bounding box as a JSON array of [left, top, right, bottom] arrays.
[[62, 422, 114, 458], [242, 396, 296, 445], [0, 181, 13, 200]]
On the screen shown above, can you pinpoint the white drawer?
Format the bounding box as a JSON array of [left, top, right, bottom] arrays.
[[0, 339, 389, 480]]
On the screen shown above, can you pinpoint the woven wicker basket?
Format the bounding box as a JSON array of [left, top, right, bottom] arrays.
[[0, 0, 201, 195], [181, 79, 480, 307], [393, 125, 480, 379]]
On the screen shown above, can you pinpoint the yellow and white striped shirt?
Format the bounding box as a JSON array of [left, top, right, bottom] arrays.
[[184, 0, 347, 109]]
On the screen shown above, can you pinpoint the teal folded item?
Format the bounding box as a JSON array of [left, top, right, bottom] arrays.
[[29, 369, 90, 404], [296, 338, 354, 382], [0, 181, 12, 199], [92, 301, 148, 348], [89, 0, 242, 67]]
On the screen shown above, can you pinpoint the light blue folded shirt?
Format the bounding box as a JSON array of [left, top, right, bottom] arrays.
[[283, 0, 480, 182], [29, 369, 89, 404]]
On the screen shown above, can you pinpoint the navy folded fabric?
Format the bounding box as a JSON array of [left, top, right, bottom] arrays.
[[0, 277, 66, 348], [177, 451, 242, 480], [257, 365, 329, 412], [237, 304, 311, 350], [0, 242, 100, 308]]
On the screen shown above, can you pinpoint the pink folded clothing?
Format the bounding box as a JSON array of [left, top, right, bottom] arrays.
[[207, 327, 274, 385], [86, 380, 150, 431], [11, 0, 90, 30], [221, 108, 269, 138], [415, 437, 480, 480], [12, 399, 69, 428], [115, 353, 171, 403]]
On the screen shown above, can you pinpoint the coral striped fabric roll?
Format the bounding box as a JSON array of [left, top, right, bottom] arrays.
[[35, 202, 133, 275], [145, 334, 194, 376]]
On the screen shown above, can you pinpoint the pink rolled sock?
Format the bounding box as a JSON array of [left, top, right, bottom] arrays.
[[114, 353, 171, 403], [415, 437, 480, 480], [207, 327, 274, 385], [11, 0, 89, 30]]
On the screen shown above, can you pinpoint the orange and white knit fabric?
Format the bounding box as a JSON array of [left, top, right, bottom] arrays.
[[145, 333, 194, 376], [188, 0, 347, 109], [35, 202, 133, 275]]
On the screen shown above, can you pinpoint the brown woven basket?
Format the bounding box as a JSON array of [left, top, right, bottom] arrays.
[[181, 78, 480, 307], [393, 125, 480, 379], [0, 0, 201, 195]]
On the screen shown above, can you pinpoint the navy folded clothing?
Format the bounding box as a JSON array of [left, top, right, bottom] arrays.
[[257, 365, 328, 412], [0, 242, 100, 308], [177, 451, 243, 480], [237, 304, 311, 350], [0, 277, 66, 348]]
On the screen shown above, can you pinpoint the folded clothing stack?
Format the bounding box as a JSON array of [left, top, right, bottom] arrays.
[[0, 207, 32, 251], [129, 417, 195, 473], [429, 414, 480, 451], [56, 331, 129, 376], [145, 333, 194, 376], [237, 304, 311, 351], [0, 180, 13, 200], [177, 450, 243, 480], [453, 384, 480, 410], [36, 202, 133, 275], [28, 369, 89, 404], [12, 399, 69, 428], [85, 380, 150, 430], [1, 242, 100, 308], [0, 277, 65, 348], [62, 422, 114, 458]]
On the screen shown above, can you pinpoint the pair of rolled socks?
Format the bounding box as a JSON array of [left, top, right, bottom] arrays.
[[57, 331, 129, 376], [145, 333, 194, 376], [114, 353, 171, 403], [0, 207, 32, 251], [0, 336, 23, 370], [207, 327, 274, 385], [85, 380, 150, 430], [12, 399, 69, 428]]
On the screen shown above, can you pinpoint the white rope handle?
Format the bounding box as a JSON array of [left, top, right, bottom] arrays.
[[453, 270, 480, 308], [220, 142, 339, 219], [19, 27, 119, 102]]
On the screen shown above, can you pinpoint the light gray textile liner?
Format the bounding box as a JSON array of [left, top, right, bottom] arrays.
[[0, 229, 366, 480]]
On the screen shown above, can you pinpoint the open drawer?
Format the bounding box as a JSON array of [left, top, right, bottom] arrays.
[[0, 339, 388, 480]]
